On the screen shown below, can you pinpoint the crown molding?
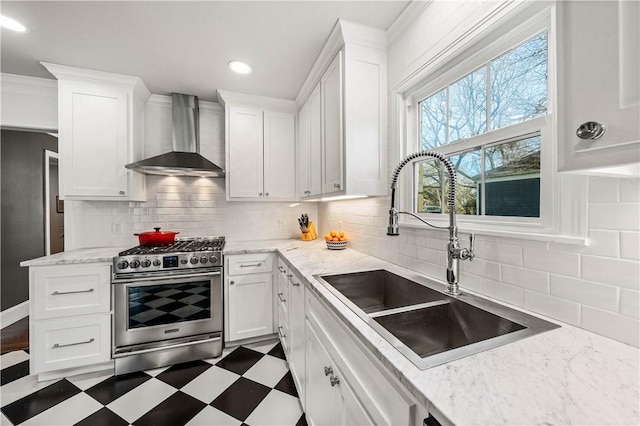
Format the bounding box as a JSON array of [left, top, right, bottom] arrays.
[[1, 73, 57, 95], [217, 89, 297, 112], [386, 1, 433, 46]]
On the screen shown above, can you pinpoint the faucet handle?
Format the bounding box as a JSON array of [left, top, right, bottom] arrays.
[[467, 233, 475, 261]]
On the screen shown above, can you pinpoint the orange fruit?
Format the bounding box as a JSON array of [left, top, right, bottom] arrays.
[[330, 231, 337, 237], [324, 234, 332, 241], [331, 237, 339, 242], [339, 237, 347, 242], [338, 231, 345, 238]]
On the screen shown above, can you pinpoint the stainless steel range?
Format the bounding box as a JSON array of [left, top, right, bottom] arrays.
[[111, 236, 225, 375]]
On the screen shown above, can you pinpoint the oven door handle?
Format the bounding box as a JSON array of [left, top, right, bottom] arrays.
[[112, 335, 221, 358], [112, 270, 221, 284]]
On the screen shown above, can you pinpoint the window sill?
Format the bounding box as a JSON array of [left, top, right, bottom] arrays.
[[399, 221, 587, 246]]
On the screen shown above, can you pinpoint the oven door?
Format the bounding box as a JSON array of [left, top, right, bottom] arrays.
[[113, 269, 222, 349]]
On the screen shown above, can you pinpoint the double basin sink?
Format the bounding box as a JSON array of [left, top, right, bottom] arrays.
[[315, 269, 559, 370]]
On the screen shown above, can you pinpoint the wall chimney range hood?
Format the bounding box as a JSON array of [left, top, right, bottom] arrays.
[[126, 93, 225, 178]]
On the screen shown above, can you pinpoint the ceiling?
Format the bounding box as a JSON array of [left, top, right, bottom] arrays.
[[1, 1, 410, 102]]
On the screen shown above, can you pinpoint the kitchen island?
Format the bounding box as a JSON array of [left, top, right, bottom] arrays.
[[21, 239, 639, 425]]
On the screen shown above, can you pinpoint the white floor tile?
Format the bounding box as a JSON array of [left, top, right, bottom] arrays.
[[1, 411, 12, 425], [247, 340, 278, 354], [181, 366, 239, 404], [106, 378, 176, 423], [0, 351, 29, 369], [143, 365, 170, 377], [245, 390, 303, 426], [22, 392, 102, 425], [243, 355, 288, 387], [186, 405, 242, 426], [67, 369, 113, 390], [0, 375, 60, 407]]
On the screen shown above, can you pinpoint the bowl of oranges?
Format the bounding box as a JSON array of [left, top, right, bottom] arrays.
[[324, 230, 348, 250]]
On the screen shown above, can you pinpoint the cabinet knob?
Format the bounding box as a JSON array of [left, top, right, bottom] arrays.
[[304, 190, 310, 195], [265, 192, 269, 197], [324, 366, 333, 376], [230, 280, 235, 285], [576, 121, 606, 140], [259, 192, 263, 197], [333, 183, 340, 189], [330, 376, 340, 387], [119, 190, 125, 195]]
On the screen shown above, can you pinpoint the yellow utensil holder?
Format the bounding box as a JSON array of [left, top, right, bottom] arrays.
[[301, 221, 318, 241]]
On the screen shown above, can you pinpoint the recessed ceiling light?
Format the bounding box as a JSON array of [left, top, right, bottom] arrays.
[[0, 15, 27, 32], [228, 60, 253, 75]]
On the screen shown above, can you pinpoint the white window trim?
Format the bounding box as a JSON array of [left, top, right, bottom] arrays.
[[394, 2, 587, 244]]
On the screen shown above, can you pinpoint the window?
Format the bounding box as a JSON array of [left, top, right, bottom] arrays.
[[409, 29, 551, 227]]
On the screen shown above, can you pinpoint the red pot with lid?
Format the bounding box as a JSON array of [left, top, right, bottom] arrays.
[[134, 227, 180, 246]]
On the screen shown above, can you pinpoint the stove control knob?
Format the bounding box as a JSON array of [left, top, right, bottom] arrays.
[[130, 260, 140, 268], [117, 260, 129, 270], [210, 255, 218, 264], [200, 256, 208, 264], [140, 259, 151, 268], [153, 259, 161, 267], [180, 258, 188, 265], [190, 257, 199, 265]]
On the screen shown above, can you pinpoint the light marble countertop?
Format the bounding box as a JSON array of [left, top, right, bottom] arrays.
[[21, 239, 640, 425]]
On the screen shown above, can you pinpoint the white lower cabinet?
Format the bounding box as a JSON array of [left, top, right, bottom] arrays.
[[287, 270, 306, 407], [305, 290, 416, 426], [225, 253, 274, 342], [29, 263, 113, 380]]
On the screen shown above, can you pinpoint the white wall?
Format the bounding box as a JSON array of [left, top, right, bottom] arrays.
[[320, 0, 639, 347]]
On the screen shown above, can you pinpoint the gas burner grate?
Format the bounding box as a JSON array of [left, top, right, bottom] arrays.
[[119, 237, 225, 256]]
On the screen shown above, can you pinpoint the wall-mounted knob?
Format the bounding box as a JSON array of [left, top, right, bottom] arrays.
[[576, 121, 606, 140]]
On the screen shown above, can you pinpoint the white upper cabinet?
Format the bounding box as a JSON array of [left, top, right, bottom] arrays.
[[296, 20, 388, 199], [219, 90, 297, 201], [298, 83, 323, 198], [557, 0, 640, 177], [41, 63, 150, 200]]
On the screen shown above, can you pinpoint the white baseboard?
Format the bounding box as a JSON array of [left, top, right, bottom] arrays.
[[0, 301, 29, 328]]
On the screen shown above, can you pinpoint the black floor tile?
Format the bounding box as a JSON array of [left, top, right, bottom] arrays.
[[216, 346, 264, 375], [268, 342, 286, 360], [75, 407, 129, 426], [155, 359, 212, 389], [85, 371, 152, 405], [1, 379, 81, 425], [133, 391, 206, 426], [1, 359, 29, 386], [210, 377, 271, 421], [296, 413, 309, 426], [274, 370, 299, 398]]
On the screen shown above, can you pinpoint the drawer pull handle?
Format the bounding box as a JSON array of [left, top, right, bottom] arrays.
[[324, 366, 333, 376], [51, 288, 94, 296], [277, 292, 286, 303], [277, 326, 286, 339], [52, 338, 95, 349], [278, 266, 285, 273], [240, 262, 262, 268], [330, 375, 340, 387], [292, 281, 300, 287], [287, 273, 293, 278]]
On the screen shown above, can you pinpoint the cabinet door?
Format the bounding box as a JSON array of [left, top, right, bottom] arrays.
[[305, 320, 339, 426], [58, 82, 128, 197], [558, 0, 640, 173], [228, 106, 264, 198], [288, 272, 306, 406], [321, 51, 344, 194], [227, 272, 273, 341], [264, 111, 296, 199], [298, 99, 311, 197], [308, 84, 323, 197]]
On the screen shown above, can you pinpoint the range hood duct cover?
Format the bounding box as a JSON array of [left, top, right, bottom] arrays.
[[125, 93, 225, 177]]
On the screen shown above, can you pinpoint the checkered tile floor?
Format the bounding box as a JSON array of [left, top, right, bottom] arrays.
[[0, 341, 307, 425]]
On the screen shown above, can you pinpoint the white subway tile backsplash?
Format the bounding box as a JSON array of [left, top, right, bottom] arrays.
[[524, 291, 581, 326], [620, 289, 640, 320], [461, 258, 501, 281], [482, 278, 524, 307], [581, 255, 640, 290], [588, 177, 619, 203], [550, 275, 619, 312], [589, 203, 640, 231], [501, 265, 549, 293], [523, 247, 580, 277], [480, 242, 523, 266], [619, 178, 640, 202], [620, 231, 640, 260], [581, 306, 640, 347]]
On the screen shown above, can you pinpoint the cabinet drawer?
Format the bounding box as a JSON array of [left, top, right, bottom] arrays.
[[226, 253, 273, 276], [277, 303, 289, 354], [276, 256, 288, 280], [31, 314, 111, 374], [277, 275, 289, 320], [32, 264, 111, 320]]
